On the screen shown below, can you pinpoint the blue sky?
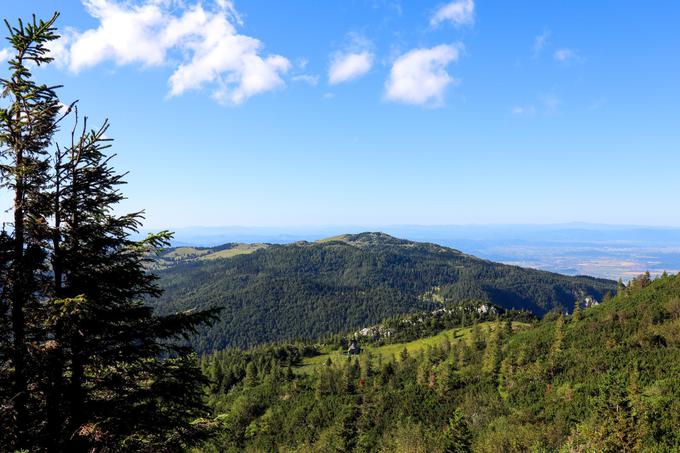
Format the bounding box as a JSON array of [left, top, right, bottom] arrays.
[[2, 0, 679, 228]]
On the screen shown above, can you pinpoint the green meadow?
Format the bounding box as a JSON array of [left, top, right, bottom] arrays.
[[297, 321, 531, 374]]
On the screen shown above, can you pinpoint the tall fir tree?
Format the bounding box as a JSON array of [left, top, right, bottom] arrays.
[[50, 111, 218, 451], [0, 230, 16, 447], [0, 13, 217, 452], [0, 13, 61, 449]]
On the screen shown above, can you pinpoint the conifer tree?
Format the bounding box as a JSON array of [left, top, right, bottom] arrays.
[[616, 278, 625, 295], [0, 13, 61, 449], [590, 372, 645, 451], [360, 351, 373, 380], [377, 360, 395, 387], [244, 361, 258, 387], [0, 231, 16, 447], [315, 366, 331, 399], [416, 360, 430, 386], [1, 13, 217, 452], [471, 321, 485, 351], [547, 314, 565, 378], [343, 358, 360, 393], [437, 360, 459, 396], [442, 334, 452, 354], [400, 346, 409, 361], [337, 403, 359, 452], [482, 320, 501, 376], [498, 356, 514, 395], [572, 300, 581, 322], [442, 409, 472, 452], [503, 318, 513, 337]]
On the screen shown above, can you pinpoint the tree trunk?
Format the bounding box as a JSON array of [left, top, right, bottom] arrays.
[[47, 160, 64, 452], [11, 148, 28, 449]]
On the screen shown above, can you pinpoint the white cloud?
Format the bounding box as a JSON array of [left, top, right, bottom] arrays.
[[554, 48, 578, 63], [430, 0, 474, 27], [54, 0, 290, 105], [0, 48, 11, 63], [385, 44, 462, 106], [67, 0, 167, 70], [48, 29, 76, 68], [328, 51, 373, 85]]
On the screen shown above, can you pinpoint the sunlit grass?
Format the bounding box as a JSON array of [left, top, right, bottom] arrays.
[[201, 243, 267, 260], [296, 321, 530, 374]]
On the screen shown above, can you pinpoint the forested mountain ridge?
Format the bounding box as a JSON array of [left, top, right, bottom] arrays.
[[194, 272, 680, 452], [152, 232, 616, 351]]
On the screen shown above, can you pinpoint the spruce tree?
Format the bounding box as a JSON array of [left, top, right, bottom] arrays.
[[572, 300, 581, 322], [616, 277, 625, 296], [547, 314, 565, 378], [52, 112, 217, 451], [591, 372, 645, 452], [442, 409, 473, 452], [0, 13, 61, 449], [1, 13, 217, 452], [482, 321, 501, 376], [244, 361, 258, 387], [471, 321, 485, 351], [503, 318, 513, 336], [0, 231, 16, 447]]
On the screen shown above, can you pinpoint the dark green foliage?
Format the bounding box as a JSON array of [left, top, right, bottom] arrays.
[[194, 273, 680, 452], [322, 301, 534, 351], [0, 15, 216, 452], [153, 232, 615, 351], [442, 409, 473, 453], [0, 14, 61, 449]]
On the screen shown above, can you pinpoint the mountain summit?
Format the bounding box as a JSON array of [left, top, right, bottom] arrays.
[[317, 232, 412, 246], [152, 233, 616, 351]]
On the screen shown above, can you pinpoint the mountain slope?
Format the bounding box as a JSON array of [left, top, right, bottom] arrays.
[[152, 232, 615, 351], [194, 273, 680, 452]]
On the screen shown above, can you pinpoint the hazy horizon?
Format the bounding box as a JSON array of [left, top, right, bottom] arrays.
[[156, 222, 680, 231], [146, 223, 680, 281]]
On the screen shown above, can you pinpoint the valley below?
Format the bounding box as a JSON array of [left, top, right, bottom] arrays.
[[150, 231, 680, 451]]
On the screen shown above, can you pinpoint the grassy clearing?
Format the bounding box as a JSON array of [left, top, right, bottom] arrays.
[[296, 321, 530, 374], [163, 247, 210, 259], [201, 243, 267, 260], [315, 235, 350, 243], [157, 244, 269, 268]]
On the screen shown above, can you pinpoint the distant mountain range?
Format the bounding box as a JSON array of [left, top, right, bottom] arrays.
[[140, 224, 680, 280], [151, 232, 616, 351], [142, 223, 680, 247]]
